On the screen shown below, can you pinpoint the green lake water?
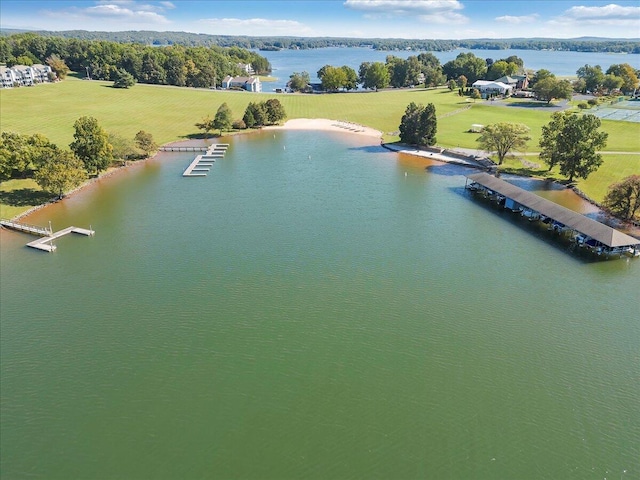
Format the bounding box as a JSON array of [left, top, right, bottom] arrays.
[[1, 130, 638, 479]]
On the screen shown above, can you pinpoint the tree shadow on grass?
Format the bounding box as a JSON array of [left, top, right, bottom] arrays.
[[0, 188, 52, 208], [180, 133, 222, 140]]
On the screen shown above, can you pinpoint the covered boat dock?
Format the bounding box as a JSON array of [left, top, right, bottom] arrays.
[[465, 172, 640, 258]]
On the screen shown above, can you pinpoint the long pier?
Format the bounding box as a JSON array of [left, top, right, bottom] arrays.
[[1, 219, 94, 252], [465, 173, 640, 259], [183, 144, 229, 177], [160, 146, 209, 152]]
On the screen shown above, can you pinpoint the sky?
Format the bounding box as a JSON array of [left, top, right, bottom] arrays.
[[1, 0, 639, 40]]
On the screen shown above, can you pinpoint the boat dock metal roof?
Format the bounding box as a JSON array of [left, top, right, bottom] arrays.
[[466, 172, 640, 248]]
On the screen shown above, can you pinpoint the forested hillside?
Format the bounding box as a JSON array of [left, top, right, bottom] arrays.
[[0, 33, 271, 88]]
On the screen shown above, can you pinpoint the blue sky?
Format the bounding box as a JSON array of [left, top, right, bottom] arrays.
[[1, 1, 639, 39]]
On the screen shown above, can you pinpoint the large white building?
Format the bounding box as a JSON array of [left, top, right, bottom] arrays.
[[0, 64, 54, 88], [221, 75, 262, 92], [471, 80, 513, 98]]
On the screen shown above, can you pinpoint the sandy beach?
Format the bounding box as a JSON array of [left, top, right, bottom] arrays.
[[264, 118, 383, 139]]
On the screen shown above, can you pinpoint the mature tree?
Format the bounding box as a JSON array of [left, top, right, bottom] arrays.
[[486, 60, 518, 80], [113, 68, 136, 88], [603, 175, 640, 221], [213, 102, 233, 134], [399, 102, 422, 145], [34, 150, 87, 199], [288, 71, 310, 92], [320, 65, 347, 91], [361, 61, 390, 91], [471, 88, 481, 101], [606, 63, 639, 93], [476, 123, 531, 165], [386, 55, 408, 88], [46, 54, 69, 80], [442, 52, 487, 83], [539, 112, 608, 182], [456, 75, 468, 89], [602, 74, 624, 94], [0, 132, 60, 179], [341, 65, 358, 91], [572, 78, 587, 93], [448, 79, 457, 90], [243, 102, 267, 128], [108, 133, 141, 162], [417, 103, 437, 146], [405, 56, 422, 86], [533, 77, 572, 103], [264, 99, 286, 125], [134, 130, 158, 156], [576, 64, 605, 92], [195, 115, 215, 138], [399, 102, 437, 146], [70, 116, 113, 174], [422, 65, 446, 87], [530, 68, 554, 87]]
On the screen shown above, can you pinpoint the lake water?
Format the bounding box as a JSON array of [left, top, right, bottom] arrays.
[[1, 130, 639, 479], [257, 46, 640, 91]]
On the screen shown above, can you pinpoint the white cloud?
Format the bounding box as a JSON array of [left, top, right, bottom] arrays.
[[159, 1, 176, 9], [43, 1, 172, 25], [553, 3, 640, 27], [84, 4, 170, 23], [344, 0, 468, 23], [197, 18, 314, 36], [495, 14, 539, 24]]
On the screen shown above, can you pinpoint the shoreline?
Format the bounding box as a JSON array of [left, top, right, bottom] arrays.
[[6, 118, 381, 222], [5, 118, 638, 237]]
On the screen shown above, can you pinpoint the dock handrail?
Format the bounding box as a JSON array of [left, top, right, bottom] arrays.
[[0, 219, 52, 236]]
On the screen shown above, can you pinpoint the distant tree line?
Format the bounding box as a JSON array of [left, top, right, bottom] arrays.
[[3, 29, 639, 54], [0, 33, 271, 89]]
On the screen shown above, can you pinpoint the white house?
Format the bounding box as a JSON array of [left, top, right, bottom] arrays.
[[237, 63, 255, 75], [221, 75, 262, 92], [471, 80, 513, 98], [0, 64, 53, 88], [0, 66, 18, 88]]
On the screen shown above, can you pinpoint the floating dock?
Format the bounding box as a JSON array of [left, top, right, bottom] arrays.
[[183, 144, 229, 177], [1, 219, 94, 252], [465, 172, 640, 259]]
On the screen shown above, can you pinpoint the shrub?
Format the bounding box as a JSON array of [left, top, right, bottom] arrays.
[[587, 98, 599, 106], [232, 119, 246, 130], [577, 102, 589, 109]]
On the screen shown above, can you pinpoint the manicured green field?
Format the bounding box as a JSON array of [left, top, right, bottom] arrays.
[[1, 77, 638, 217]]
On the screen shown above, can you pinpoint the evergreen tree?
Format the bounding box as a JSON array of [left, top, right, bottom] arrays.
[[113, 68, 136, 88], [213, 103, 233, 134], [399, 102, 437, 147], [264, 99, 286, 125]]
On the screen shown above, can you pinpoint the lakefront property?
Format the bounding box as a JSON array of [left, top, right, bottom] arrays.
[[1, 9, 639, 479]]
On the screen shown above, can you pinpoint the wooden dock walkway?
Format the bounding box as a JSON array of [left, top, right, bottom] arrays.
[[160, 146, 209, 152], [1, 219, 94, 252], [183, 144, 229, 177], [0, 219, 51, 236]]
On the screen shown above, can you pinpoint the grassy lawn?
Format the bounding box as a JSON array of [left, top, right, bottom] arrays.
[[1, 77, 638, 217], [0, 178, 51, 219]]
